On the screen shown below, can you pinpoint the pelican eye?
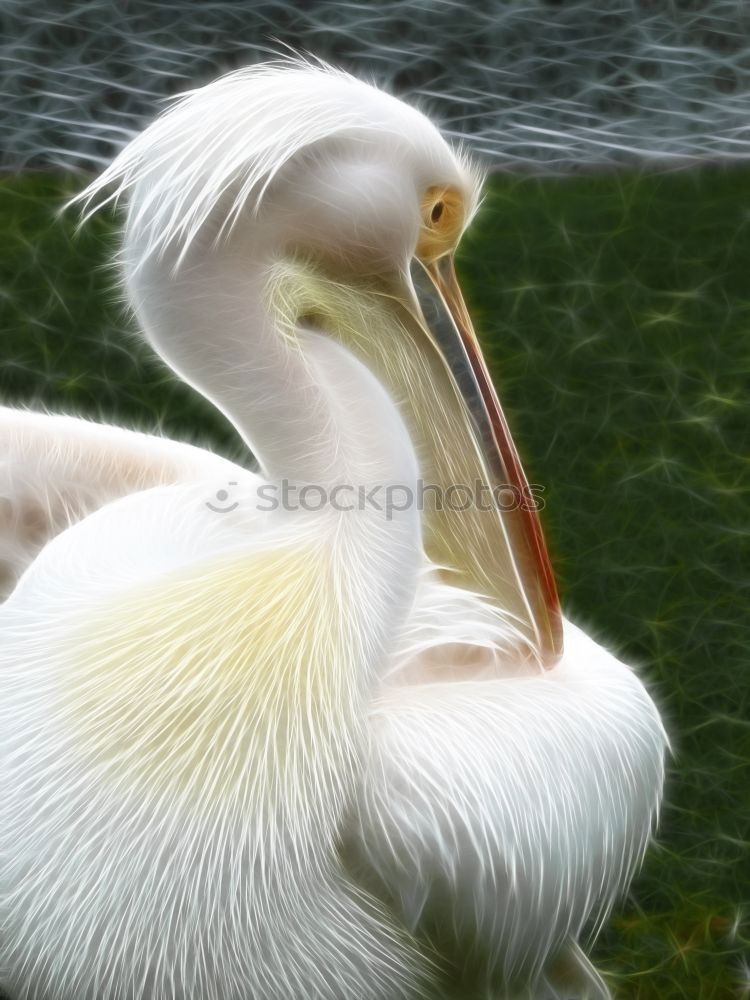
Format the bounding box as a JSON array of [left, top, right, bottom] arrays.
[[417, 185, 465, 263]]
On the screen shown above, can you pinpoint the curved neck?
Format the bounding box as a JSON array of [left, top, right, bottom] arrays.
[[123, 238, 419, 497]]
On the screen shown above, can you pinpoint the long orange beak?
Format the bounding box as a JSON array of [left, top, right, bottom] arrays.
[[423, 255, 563, 665]]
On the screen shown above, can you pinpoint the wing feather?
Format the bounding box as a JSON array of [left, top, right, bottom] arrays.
[[0, 406, 244, 599]]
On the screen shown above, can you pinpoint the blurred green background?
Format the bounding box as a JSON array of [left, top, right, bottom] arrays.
[[1, 170, 748, 998]]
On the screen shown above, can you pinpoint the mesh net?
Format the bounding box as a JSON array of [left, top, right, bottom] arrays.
[[2, 0, 750, 171]]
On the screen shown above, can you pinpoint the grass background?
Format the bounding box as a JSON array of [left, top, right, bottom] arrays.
[[1, 170, 748, 998]]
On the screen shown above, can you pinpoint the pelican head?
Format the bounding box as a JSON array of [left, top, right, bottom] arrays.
[[86, 60, 479, 269], [79, 57, 561, 666]]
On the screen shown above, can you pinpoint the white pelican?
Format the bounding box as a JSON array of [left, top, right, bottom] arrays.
[[0, 60, 667, 999]]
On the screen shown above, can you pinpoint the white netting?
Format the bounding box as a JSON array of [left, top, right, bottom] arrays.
[[2, 0, 750, 171]]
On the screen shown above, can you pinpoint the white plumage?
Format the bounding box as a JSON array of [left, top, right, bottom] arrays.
[[0, 59, 667, 999]]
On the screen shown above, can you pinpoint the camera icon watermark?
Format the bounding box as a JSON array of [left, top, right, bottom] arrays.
[[207, 479, 545, 519]]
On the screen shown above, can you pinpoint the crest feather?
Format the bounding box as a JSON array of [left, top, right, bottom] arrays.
[[71, 57, 447, 266]]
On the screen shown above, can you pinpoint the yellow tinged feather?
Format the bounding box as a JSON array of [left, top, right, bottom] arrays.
[[64, 541, 360, 805]]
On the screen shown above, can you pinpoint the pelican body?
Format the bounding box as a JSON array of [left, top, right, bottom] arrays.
[[0, 61, 666, 999]]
